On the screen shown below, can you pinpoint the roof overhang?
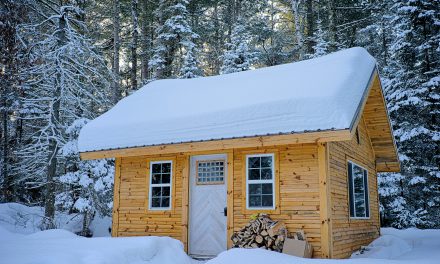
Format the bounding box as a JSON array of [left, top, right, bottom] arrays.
[[80, 128, 352, 160], [348, 68, 400, 172]]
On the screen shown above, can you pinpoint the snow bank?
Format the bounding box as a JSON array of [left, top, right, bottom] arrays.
[[351, 234, 412, 259], [79, 47, 377, 153], [0, 229, 194, 264], [208, 228, 440, 264], [0, 203, 111, 237]]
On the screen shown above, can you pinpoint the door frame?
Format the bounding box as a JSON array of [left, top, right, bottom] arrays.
[[182, 150, 234, 255]]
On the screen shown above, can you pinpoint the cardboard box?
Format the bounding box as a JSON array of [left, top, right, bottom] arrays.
[[282, 238, 313, 258]]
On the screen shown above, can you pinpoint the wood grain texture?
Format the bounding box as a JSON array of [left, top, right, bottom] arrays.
[[328, 117, 381, 258], [318, 143, 332, 258], [80, 130, 351, 160]]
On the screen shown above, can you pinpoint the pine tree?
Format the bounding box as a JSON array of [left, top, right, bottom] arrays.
[[57, 119, 114, 236], [220, 18, 258, 74], [179, 42, 202, 78], [307, 19, 329, 58], [16, 4, 112, 229], [381, 0, 440, 228], [149, 0, 198, 79]]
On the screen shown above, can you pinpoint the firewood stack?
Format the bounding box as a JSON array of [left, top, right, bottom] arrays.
[[231, 214, 287, 252]]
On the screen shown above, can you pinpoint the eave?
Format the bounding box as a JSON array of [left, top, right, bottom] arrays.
[[80, 129, 352, 160]]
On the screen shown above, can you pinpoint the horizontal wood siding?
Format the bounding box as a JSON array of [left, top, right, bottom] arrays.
[[329, 116, 380, 258], [232, 144, 323, 258], [115, 154, 185, 239]]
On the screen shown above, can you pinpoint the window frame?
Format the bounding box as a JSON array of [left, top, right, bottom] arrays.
[[245, 153, 276, 210], [347, 160, 370, 219], [148, 160, 173, 211]]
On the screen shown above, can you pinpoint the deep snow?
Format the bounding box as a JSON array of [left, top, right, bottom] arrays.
[[1, 203, 439, 264], [78, 47, 376, 153]]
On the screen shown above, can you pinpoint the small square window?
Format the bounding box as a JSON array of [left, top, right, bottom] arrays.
[[196, 160, 225, 184]]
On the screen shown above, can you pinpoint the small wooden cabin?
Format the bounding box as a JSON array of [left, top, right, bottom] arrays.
[[79, 48, 400, 259]]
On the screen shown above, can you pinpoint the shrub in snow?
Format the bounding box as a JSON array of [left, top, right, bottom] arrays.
[[57, 119, 114, 237]]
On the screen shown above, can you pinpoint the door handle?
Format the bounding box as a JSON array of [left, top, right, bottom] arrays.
[[224, 207, 227, 216]]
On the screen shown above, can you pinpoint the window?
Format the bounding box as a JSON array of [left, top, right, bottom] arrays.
[[197, 160, 225, 184], [149, 161, 172, 210], [246, 154, 275, 209], [348, 161, 370, 218]]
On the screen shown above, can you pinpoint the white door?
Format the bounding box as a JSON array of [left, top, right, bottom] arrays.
[[189, 154, 227, 257]]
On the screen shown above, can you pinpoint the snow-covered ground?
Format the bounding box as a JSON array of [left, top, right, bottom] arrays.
[[0, 203, 111, 237], [0, 203, 439, 264]]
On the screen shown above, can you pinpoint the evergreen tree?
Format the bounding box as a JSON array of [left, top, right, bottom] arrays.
[[220, 18, 258, 74], [149, 0, 198, 79], [16, 4, 112, 229], [179, 42, 202, 78], [380, 0, 440, 228], [307, 19, 329, 58], [57, 119, 114, 236]]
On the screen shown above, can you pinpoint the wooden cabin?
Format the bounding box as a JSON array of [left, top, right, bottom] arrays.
[[79, 48, 400, 259]]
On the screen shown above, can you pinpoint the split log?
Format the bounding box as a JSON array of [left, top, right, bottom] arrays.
[[231, 214, 289, 252]]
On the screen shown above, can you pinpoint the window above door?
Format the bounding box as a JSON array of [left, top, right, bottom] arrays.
[[196, 160, 225, 185]]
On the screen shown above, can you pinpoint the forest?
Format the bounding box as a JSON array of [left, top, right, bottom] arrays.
[[0, 0, 438, 235]]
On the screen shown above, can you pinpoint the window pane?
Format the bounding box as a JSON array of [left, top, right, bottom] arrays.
[[161, 173, 171, 184], [152, 163, 161, 173], [161, 197, 170, 208], [151, 187, 162, 197], [248, 169, 260, 180], [162, 186, 170, 196], [249, 184, 262, 195], [262, 195, 273, 207], [151, 198, 161, 208], [151, 174, 160, 184], [355, 193, 366, 217], [261, 168, 272, 180], [261, 156, 272, 168], [349, 162, 369, 218], [248, 157, 260, 168], [162, 163, 171, 173], [261, 183, 273, 194], [249, 195, 261, 207]]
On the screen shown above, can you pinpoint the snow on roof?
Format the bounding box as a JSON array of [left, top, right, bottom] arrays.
[[78, 47, 377, 153]]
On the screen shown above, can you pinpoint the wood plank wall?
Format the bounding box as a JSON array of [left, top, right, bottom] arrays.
[[112, 131, 379, 259], [328, 116, 381, 258], [232, 144, 324, 258], [115, 154, 186, 241], [112, 144, 325, 258]]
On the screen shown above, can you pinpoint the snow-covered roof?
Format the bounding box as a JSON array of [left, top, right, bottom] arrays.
[[78, 47, 377, 153]]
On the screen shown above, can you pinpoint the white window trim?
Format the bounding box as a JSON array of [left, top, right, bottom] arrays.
[[348, 161, 370, 219], [246, 153, 275, 210], [149, 160, 173, 211]]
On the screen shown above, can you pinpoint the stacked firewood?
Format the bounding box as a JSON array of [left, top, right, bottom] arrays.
[[231, 214, 287, 252]]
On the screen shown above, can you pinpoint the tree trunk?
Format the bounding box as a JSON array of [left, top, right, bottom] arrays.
[[327, 0, 337, 51], [140, 0, 150, 83], [305, 0, 314, 54], [112, 0, 120, 103], [131, 0, 139, 90], [1, 81, 10, 202], [291, 0, 304, 60], [43, 10, 67, 230]]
